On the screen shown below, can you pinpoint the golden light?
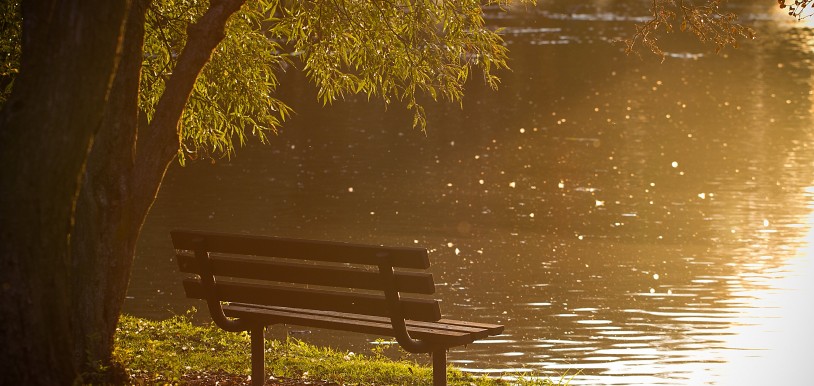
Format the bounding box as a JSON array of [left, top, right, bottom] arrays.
[[711, 186, 814, 384]]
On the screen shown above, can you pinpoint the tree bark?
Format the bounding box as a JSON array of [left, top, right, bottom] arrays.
[[69, 0, 247, 380], [69, 1, 148, 377], [1, 0, 246, 383], [69, 0, 247, 373], [0, 1, 130, 384]]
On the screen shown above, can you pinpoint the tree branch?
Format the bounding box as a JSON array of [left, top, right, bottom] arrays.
[[134, 0, 246, 183]]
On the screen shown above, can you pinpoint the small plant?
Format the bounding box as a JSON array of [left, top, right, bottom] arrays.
[[368, 338, 397, 359]]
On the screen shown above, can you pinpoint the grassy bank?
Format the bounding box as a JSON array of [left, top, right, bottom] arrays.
[[114, 311, 563, 385]]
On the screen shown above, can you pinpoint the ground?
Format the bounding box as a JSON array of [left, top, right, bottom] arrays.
[[131, 370, 342, 385]]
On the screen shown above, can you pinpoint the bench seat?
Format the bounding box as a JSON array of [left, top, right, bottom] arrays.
[[223, 303, 504, 347]]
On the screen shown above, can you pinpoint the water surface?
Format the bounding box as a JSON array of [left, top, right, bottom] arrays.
[[127, 3, 814, 384]]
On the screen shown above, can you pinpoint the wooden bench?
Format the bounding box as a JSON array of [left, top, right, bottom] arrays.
[[172, 230, 504, 386]]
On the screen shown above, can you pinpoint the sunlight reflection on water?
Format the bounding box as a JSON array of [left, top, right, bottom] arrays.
[[128, 3, 814, 385], [712, 208, 814, 385]]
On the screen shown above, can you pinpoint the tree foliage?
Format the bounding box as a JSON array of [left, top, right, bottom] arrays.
[[280, 0, 509, 129], [2, 1, 799, 162], [624, 0, 756, 57], [141, 0, 512, 163], [779, 0, 814, 19], [143, 0, 292, 163], [0, 1, 20, 104]]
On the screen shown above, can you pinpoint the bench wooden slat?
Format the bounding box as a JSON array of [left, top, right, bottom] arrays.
[[222, 304, 487, 348], [432, 318, 504, 331], [171, 230, 429, 269], [232, 304, 504, 340], [183, 278, 442, 321], [176, 253, 435, 294], [172, 230, 505, 386]]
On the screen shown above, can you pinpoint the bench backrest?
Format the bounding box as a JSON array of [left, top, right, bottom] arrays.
[[172, 230, 442, 322]]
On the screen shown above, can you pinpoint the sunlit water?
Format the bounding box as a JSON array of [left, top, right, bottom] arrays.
[[127, 2, 814, 384]]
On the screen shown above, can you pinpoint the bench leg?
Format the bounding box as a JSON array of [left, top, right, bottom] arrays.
[[251, 326, 265, 386], [432, 349, 447, 386]]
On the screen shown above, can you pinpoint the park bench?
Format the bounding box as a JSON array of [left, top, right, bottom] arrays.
[[172, 230, 504, 386]]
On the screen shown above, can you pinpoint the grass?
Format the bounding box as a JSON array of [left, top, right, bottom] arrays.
[[114, 310, 565, 385]]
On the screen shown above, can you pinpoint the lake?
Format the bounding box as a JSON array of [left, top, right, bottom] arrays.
[[126, 2, 814, 384]]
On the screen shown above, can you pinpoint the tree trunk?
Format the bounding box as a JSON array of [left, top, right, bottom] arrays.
[[1, 0, 247, 382], [69, 0, 248, 381], [69, 1, 148, 378], [0, 1, 129, 384]]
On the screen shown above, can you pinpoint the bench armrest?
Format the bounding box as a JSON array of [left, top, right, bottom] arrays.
[[193, 238, 252, 332], [378, 264, 434, 353]]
